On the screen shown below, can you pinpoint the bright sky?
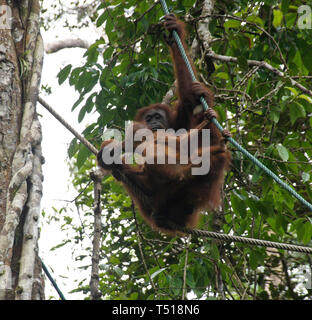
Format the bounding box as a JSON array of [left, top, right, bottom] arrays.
[[38, 3, 99, 299]]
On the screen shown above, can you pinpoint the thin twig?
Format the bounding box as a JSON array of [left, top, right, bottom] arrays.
[[182, 235, 191, 300]]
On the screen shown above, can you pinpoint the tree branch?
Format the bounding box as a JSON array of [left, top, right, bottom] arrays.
[[45, 38, 90, 53], [206, 51, 312, 96], [89, 169, 104, 300]]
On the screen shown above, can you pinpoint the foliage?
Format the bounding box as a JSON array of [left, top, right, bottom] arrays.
[[55, 0, 312, 299]]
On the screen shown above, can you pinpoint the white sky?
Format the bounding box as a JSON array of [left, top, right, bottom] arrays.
[[38, 5, 99, 299]]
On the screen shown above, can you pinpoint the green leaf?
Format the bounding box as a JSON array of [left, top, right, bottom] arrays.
[[211, 243, 220, 260], [151, 268, 167, 279], [303, 222, 312, 245], [295, 219, 305, 241], [106, 16, 115, 42], [113, 266, 124, 277], [85, 45, 100, 64], [224, 19, 241, 29], [246, 195, 260, 214], [103, 46, 114, 62], [57, 64, 72, 85], [303, 52, 312, 72], [186, 271, 196, 288], [246, 16, 265, 27], [183, 0, 195, 8], [231, 193, 247, 218], [71, 95, 84, 111], [276, 144, 289, 161], [289, 101, 306, 125], [215, 72, 229, 80], [170, 276, 182, 296], [78, 93, 96, 123], [285, 12, 297, 28], [209, 18, 217, 33], [76, 146, 91, 169], [285, 86, 299, 97], [78, 105, 88, 123], [267, 217, 277, 232], [100, 108, 116, 126], [110, 255, 120, 264], [297, 40, 312, 72], [68, 138, 78, 158], [269, 110, 280, 124], [302, 172, 310, 183], [249, 250, 264, 270], [77, 70, 99, 94], [50, 240, 71, 251], [273, 9, 283, 28], [96, 9, 108, 27], [297, 94, 312, 104], [276, 213, 288, 233], [68, 67, 82, 87], [237, 56, 248, 70], [281, 0, 290, 13]]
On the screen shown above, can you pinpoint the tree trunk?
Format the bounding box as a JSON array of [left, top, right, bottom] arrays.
[[0, 0, 45, 300]]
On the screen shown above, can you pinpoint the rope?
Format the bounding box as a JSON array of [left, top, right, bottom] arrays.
[[41, 260, 66, 300], [159, 0, 312, 212], [38, 96, 152, 208], [169, 224, 312, 254], [38, 97, 98, 155], [38, 83, 312, 254], [38, 7, 312, 254]]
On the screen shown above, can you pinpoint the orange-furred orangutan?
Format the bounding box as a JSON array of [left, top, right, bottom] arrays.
[[97, 14, 231, 235]]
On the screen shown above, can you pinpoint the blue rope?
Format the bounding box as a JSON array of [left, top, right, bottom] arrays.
[[160, 0, 312, 212]]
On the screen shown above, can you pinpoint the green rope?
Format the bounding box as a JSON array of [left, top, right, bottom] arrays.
[[41, 259, 66, 300], [160, 0, 312, 212]]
